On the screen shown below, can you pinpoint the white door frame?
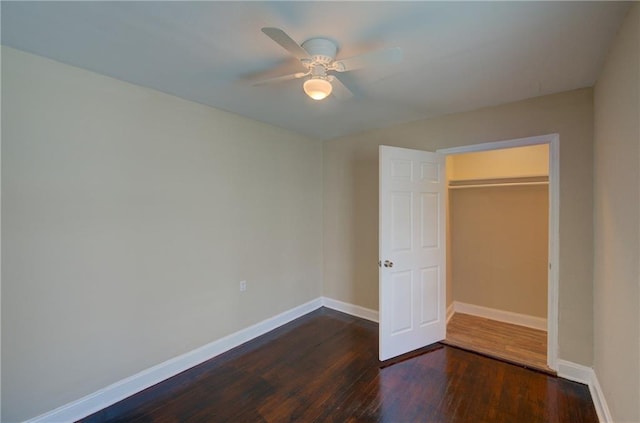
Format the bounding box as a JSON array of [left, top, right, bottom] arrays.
[[437, 133, 559, 371]]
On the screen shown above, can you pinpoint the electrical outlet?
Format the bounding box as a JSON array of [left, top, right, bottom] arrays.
[[239, 280, 247, 292]]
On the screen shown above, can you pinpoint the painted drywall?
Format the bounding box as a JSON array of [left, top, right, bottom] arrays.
[[450, 184, 548, 318], [323, 88, 594, 366], [593, 4, 640, 423], [1, 47, 323, 422], [446, 144, 549, 180]]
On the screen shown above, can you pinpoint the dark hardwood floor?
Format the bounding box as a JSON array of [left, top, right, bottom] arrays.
[[81, 307, 598, 423]]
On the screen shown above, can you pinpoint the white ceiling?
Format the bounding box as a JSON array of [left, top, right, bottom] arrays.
[[1, 1, 631, 141]]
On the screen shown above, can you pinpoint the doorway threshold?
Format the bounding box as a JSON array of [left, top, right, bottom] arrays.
[[444, 313, 555, 375]]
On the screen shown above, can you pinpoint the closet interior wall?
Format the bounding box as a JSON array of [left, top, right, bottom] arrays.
[[446, 145, 549, 320]]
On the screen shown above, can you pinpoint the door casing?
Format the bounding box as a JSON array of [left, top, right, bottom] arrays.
[[437, 133, 559, 371]]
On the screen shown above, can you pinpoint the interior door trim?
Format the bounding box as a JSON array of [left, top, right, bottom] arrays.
[[437, 133, 559, 372]]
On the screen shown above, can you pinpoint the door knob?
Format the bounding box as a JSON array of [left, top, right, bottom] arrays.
[[384, 260, 394, 268]]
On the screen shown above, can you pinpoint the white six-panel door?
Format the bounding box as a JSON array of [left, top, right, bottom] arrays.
[[379, 145, 446, 361]]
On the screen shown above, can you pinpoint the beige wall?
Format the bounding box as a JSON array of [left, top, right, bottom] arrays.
[[447, 144, 549, 181], [1, 47, 323, 422], [450, 185, 548, 318], [593, 4, 640, 423], [323, 88, 594, 365]]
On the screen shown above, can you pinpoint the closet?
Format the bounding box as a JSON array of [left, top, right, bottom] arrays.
[[444, 144, 551, 372]]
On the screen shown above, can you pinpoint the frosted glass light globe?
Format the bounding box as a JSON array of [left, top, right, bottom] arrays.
[[303, 78, 332, 100]]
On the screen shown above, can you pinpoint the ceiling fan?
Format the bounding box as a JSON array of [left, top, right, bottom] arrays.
[[256, 27, 402, 101]]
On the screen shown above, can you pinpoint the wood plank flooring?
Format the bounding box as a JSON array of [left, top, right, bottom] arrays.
[[445, 312, 551, 373], [81, 307, 596, 423]]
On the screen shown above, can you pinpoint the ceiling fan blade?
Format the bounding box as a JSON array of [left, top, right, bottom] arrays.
[[261, 27, 310, 61], [329, 75, 354, 100], [334, 47, 402, 72], [253, 71, 308, 86]]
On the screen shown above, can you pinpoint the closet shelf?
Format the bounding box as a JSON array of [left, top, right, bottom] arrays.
[[448, 175, 548, 189]]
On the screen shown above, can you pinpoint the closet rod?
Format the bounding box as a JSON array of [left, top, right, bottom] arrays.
[[449, 181, 548, 189], [448, 175, 549, 189]]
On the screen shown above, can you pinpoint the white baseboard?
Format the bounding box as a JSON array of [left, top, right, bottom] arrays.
[[557, 360, 613, 423], [322, 296, 379, 322], [26, 298, 323, 423], [452, 301, 547, 331], [25, 297, 611, 423], [589, 369, 614, 423], [557, 359, 592, 384], [446, 303, 454, 324]]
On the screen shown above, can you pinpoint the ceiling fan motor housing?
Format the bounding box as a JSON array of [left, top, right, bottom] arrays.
[[301, 38, 338, 66], [309, 64, 328, 79]]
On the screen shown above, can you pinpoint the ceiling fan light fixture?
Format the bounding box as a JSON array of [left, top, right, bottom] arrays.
[[303, 78, 332, 100]]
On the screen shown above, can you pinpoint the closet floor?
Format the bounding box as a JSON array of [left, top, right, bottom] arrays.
[[444, 312, 553, 374]]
